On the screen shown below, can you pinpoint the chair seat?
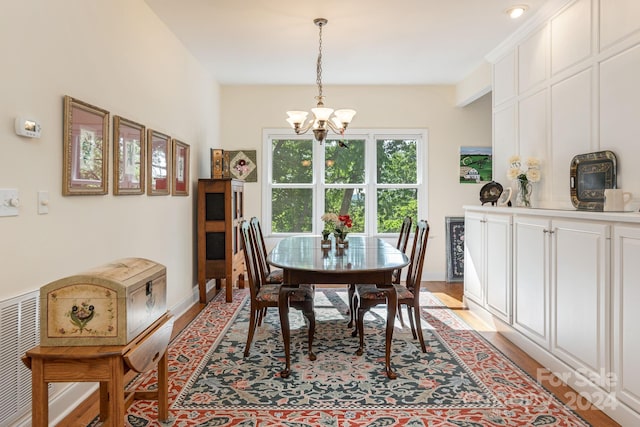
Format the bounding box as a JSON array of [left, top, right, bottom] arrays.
[[266, 269, 284, 284], [355, 283, 413, 301], [257, 284, 314, 303]]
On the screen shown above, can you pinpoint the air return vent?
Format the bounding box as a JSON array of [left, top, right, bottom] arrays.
[[0, 291, 39, 426]]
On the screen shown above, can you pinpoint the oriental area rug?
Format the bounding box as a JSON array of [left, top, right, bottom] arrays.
[[102, 289, 590, 426]]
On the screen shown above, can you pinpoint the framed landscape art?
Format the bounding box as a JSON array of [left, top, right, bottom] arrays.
[[62, 96, 109, 195], [172, 140, 190, 196], [147, 129, 171, 195], [113, 116, 145, 195], [459, 146, 492, 184]]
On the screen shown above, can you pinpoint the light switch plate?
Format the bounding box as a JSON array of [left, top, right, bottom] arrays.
[[38, 190, 49, 214], [0, 188, 19, 217]]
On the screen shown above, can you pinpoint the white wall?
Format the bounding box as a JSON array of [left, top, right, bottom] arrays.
[[0, 0, 219, 309], [220, 85, 492, 279]]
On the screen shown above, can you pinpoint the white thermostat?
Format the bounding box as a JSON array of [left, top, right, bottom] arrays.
[[15, 117, 42, 138]]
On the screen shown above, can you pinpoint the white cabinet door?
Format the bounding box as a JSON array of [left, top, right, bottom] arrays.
[[485, 214, 512, 322], [464, 211, 485, 305], [552, 219, 610, 387], [464, 211, 511, 322], [613, 225, 640, 412], [513, 215, 550, 349]]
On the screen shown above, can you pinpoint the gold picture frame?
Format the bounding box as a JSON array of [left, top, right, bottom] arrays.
[[172, 140, 190, 196], [63, 96, 109, 195], [113, 116, 146, 195], [147, 129, 171, 196]]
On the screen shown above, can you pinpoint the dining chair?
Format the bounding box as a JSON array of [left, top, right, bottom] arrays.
[[249, 217, 284, 284], [239, 221, 316, 364], [353, 219, 430, 356], [348, 216, 412, 329]]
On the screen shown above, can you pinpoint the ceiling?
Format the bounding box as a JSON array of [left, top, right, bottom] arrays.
[[144, 0, 548, 85]]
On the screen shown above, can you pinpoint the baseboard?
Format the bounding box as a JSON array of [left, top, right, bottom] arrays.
[[11, 382, 96, 427]]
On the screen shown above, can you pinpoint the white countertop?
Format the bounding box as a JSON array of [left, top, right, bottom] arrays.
[[463, 204, 640, 224]]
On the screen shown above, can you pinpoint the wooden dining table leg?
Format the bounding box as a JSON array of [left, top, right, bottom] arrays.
[[278, 286, 293, 378], [384, 286, 398, 379]]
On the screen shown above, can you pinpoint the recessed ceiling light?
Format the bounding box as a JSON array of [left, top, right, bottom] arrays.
[[506, 5, 528, 19]]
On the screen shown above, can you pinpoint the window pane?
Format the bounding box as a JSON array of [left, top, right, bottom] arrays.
[[325, 139, 365, 184], [377, 188, 418, 233], [377, 139, 417, 184], [272, 139, 313, 183], [272, 188, 313, 232], [324, 188, 365, 233]]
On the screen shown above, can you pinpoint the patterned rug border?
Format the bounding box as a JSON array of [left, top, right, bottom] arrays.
[[437, 301, 594, 427], [118, 288, 592, 427]]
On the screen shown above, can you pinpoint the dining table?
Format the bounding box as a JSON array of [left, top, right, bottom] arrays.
[[267, 235, 410, 379]]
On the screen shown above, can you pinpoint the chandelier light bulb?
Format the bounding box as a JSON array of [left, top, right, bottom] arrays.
[[285, 18, 356, 144]]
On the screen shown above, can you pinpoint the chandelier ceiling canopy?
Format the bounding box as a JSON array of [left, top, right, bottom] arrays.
[[286, 18, 356, 144]]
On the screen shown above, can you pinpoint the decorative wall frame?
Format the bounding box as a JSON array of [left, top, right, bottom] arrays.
[[147, 129, 171, 195], [227, 150, 258, 182], [63, 96, 109, 195], [459, 146, 493, 184], [445, 216, 465, 282], [172, 140, 190, 196], [113, 116, 145, 195]]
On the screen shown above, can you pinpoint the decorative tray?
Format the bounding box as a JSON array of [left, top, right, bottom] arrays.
[[479, 181, 503, 206], [570, 150, 617, 211]]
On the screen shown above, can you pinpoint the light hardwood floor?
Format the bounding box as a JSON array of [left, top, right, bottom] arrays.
[[60, 282, 619, 426]]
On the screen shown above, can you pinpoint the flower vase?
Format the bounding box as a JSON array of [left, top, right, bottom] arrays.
[[516, 178, 533, 207], [321, 231, 331, 248]]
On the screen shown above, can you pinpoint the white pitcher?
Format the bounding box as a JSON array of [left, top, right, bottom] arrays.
[[604, 189, 632, 211]]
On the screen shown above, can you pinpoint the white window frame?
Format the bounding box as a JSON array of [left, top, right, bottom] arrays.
[[262, 128, 428, 238]]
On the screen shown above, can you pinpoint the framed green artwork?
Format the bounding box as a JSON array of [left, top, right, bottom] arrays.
[[459, 146, 492, 183]]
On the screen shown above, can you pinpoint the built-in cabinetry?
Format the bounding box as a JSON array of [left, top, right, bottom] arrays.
[[488, 0, 640, 210], [197, 179, 245, 303], [612, 225, 640, 415], [513, 215, 609, 387], [464, 211, 512, 322], [464, 205, 640, 426]]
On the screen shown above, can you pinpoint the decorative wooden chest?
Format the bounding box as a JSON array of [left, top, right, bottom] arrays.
[[39, 257, 167, 346]]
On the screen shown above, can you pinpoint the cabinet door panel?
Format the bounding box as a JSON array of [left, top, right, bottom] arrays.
[[486, 215, 512, 321], [464, 212, 484, 305], [513, 216, 549, 348], [613, 225, 640, 411], [553, 220, 609, 384]]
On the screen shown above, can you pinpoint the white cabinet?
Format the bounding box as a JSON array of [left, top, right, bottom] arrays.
[[464, 206, 640, 425], [612, 224, 640, 413], [514, 215, 610, 383], [464, 211, 512, 322], [513, 216, 550, 348], [552, 219, 610, 387]]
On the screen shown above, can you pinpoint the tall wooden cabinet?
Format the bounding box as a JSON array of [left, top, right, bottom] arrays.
[[197, 179, 245, 303]]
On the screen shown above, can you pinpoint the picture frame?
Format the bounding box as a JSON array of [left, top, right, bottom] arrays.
[[62, 96, 109, 195], [113, 116, 145, 195], [172, 139, 190, 196], [459, 146, 492, 184], [227, 150, 258, 182], [445, 216, 465, 282], [147, 129, 171, 196]]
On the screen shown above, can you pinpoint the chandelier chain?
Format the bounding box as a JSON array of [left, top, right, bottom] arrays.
[[316, 21, 323, 102]]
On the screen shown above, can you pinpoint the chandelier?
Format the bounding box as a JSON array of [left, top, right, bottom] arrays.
[[286, 18, 356, 144]]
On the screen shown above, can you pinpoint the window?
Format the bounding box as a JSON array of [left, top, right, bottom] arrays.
[[263, 129, 427, 236]]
